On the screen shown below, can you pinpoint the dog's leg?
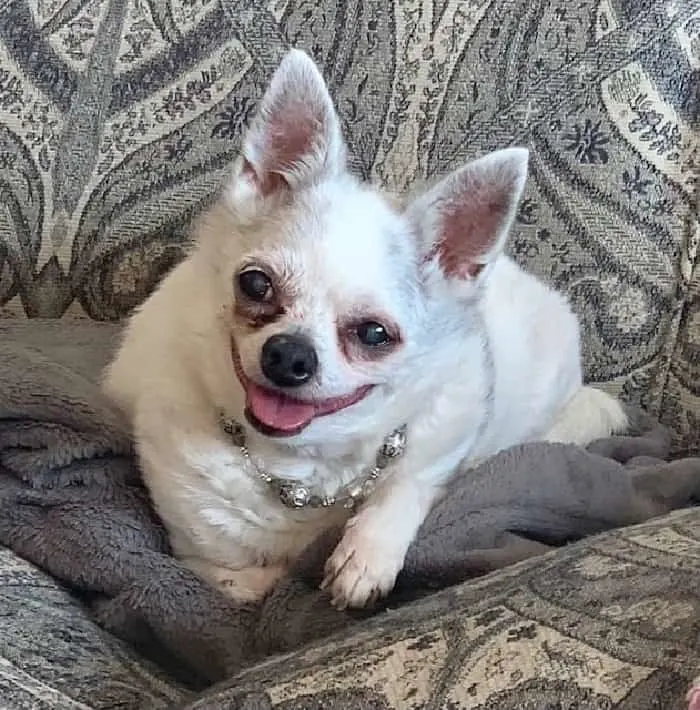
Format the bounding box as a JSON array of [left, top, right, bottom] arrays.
[[322, 420, 481, 610], [183, 557, 287, 602], [543, 385, 628, 446], [322, 476, 445, 609]]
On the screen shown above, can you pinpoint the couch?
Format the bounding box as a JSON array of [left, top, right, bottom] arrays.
[[0, 0, 698, 707]]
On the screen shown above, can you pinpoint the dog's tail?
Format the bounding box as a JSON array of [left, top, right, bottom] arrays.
[[544, 385, 629, 447]]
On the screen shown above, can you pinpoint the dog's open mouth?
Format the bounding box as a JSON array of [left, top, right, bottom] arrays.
[[231, 340, 372, 437]]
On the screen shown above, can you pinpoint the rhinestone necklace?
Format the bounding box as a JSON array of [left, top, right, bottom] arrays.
[[219, 413, 407, 510]]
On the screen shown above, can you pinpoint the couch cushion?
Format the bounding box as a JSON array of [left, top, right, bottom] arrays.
[[0, 547, 186, 709], [0, 0, 697, 454], [1, 509, 699, 708], [181, 507, 700, 709]]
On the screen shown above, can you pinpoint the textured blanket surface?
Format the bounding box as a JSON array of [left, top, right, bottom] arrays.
[[1, 320, 699, 692]]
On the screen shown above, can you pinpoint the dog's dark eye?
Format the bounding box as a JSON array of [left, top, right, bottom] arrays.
[[356, 321, 391, 347], [238, 269, 273, 302]]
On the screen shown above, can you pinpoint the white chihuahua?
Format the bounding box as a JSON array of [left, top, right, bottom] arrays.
[[103, 49, 628, 609]]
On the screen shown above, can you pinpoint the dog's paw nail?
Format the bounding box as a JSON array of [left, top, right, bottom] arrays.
[[331, 596, 347, 611]]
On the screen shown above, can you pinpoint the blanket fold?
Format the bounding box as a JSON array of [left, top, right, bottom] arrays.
[[1, 320, 699, 689]]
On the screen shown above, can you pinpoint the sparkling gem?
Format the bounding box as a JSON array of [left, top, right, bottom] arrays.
[[278, 483, 311, 508], [379, 426, 406, 460], [347, 482, 364, 500]]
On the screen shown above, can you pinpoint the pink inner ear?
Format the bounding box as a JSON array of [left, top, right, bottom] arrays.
[[252, 99, 324, 194], [269, 104, 318, 164], [435, 181, 510, 279]]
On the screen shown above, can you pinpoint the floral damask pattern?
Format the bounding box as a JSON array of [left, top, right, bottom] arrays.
[[180, 507, 700, 709], [0, 0, 697, 452]]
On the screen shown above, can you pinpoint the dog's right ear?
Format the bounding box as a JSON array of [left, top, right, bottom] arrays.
[[228, 49, 347, 207]]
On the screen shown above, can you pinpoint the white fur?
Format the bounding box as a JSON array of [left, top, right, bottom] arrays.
[[103, 49, 628, 608]]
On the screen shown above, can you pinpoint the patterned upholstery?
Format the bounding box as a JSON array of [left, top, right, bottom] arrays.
[[184, 508, 700, 709], [0, 0, 698, 708]]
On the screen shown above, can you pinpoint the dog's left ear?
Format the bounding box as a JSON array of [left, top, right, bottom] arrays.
[[407, 148, 529, 280], [229, 49, 346, 206]]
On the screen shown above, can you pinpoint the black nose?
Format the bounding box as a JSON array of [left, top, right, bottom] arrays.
[[260, 333, 318, 388]]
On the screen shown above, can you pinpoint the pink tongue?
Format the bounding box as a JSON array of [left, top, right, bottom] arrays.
[[245, 381, 316, 432]]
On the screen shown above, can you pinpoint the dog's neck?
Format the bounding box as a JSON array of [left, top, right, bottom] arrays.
[[244, 422, 382, 474], [214, 410, 411, 510]]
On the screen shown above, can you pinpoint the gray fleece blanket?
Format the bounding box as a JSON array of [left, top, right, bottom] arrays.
[[1, 320, 700, 691]]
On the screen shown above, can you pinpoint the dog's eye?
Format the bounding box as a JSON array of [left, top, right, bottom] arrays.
[[238, 269, 273, 302], [356, 321, 391, 347]]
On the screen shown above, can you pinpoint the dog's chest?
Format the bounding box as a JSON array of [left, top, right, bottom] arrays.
[[159, 444, 352, 568]]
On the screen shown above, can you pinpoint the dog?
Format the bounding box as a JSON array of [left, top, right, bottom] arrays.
[[102, 48, 628, 609]]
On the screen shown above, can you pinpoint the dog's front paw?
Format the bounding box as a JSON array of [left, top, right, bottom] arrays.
[[321, 519, 404, 609]]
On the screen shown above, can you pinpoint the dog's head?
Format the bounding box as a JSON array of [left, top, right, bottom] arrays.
[[201, 50, 528, 446]]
